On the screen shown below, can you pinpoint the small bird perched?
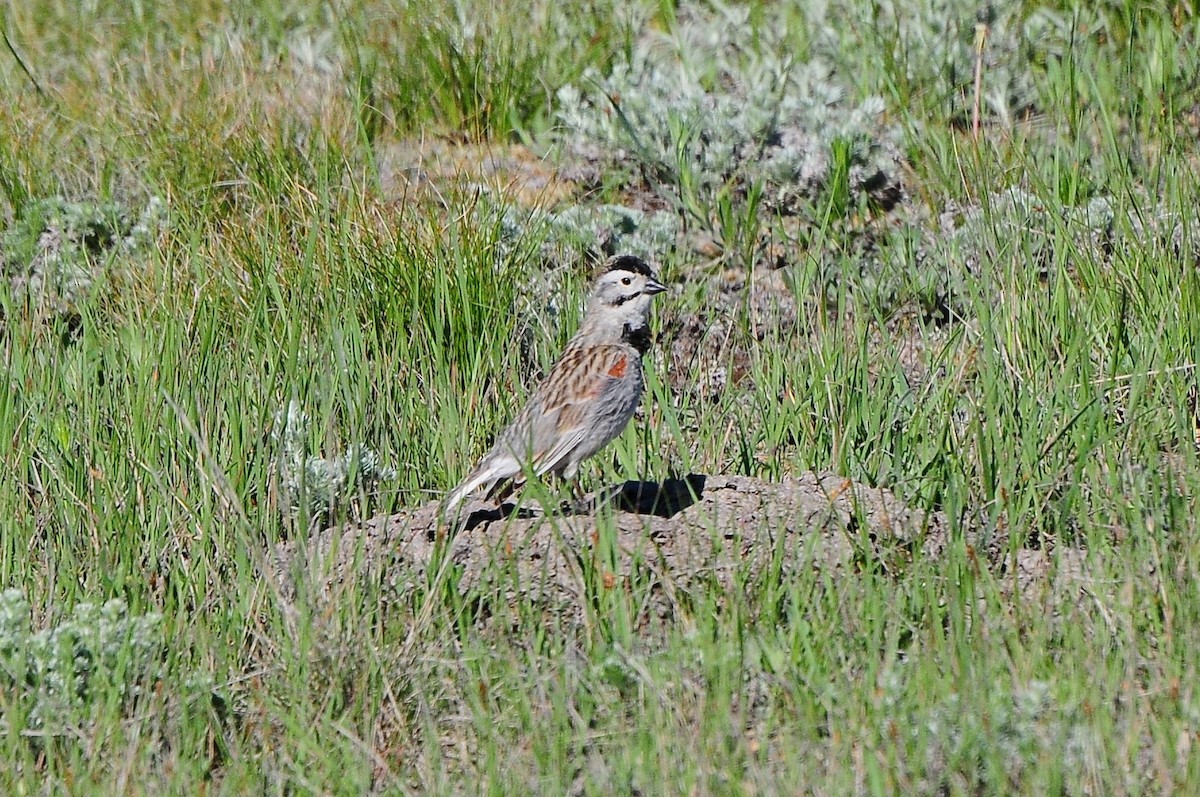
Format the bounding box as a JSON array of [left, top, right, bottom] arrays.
[[443, 254, 667, 517]]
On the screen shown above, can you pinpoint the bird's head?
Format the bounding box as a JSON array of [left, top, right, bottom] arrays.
[[583, 255, 667, 336]]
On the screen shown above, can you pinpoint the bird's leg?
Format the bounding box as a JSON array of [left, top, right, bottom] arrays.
[[488, 478, 517, 506], [564, 479, 608, 515], [549, 475, 582, 515], [487, 477, 535, 518]]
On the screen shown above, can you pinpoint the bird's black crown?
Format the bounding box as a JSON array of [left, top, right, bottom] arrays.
[[603, 254, 654, 278]]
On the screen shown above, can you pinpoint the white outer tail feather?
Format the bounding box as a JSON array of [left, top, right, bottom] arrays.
[[442, 455, 518, 517]]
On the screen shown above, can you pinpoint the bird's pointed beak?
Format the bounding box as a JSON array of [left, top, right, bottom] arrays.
[[645, 277, 668, 295]]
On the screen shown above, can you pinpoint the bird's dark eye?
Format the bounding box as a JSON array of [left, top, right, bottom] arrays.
[[621, 276, 632, 285]]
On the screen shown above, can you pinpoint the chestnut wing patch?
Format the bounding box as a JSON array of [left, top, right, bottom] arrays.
[[606, 355, 628, 379]]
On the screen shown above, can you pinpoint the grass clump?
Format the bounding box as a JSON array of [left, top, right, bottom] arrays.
[[354, 0, 633, 141]]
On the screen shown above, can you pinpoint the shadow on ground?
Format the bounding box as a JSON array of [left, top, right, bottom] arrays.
[[457, 474, 709, 531]]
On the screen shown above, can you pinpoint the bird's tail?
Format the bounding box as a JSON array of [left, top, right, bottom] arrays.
[[441, 454, 518, 520]]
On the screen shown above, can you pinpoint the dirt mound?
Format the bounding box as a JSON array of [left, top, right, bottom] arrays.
[[274, 472, 1105, 631], [276, 473, 953, 609]]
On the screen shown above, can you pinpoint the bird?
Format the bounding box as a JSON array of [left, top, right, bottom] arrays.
[[442, 254, 667, 518]]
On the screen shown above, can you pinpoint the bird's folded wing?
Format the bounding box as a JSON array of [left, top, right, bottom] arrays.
[[531, 427, 588, 476], [528, 346, 629, 475]]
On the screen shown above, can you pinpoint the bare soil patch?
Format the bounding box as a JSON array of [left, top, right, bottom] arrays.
[[276, 471, 1104, 628], [281, 474, 927, 609]]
